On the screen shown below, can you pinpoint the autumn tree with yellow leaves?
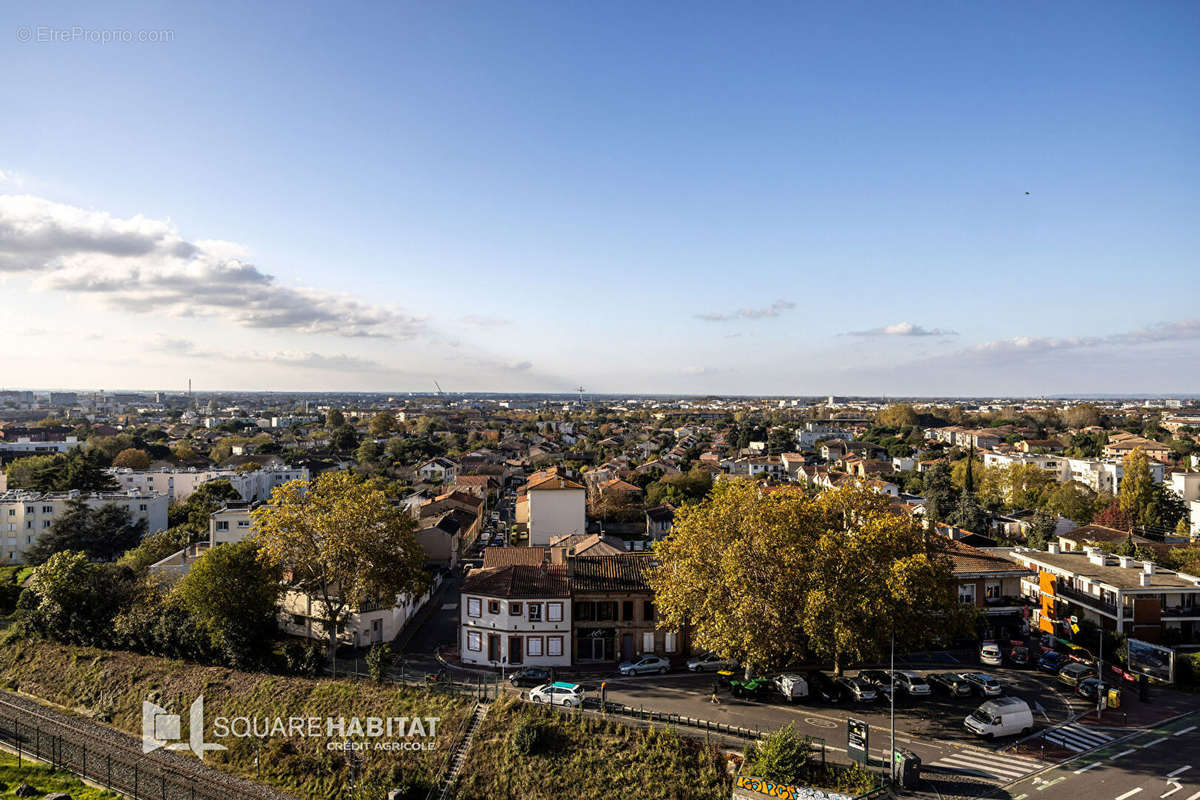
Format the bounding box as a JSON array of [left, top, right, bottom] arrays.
[[253, 471, 430, 667], [649, 480, 973, 676]]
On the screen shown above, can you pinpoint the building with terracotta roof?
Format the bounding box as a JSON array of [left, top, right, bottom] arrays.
[[944, 539, 1034, 638], [460, 563, 572, 667], [515, 467, 586, 547]]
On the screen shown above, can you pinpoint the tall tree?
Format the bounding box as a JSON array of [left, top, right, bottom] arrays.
[[325, 409, 345, 428], [112, 448, 152, 469], [369, 412, 396, 436], [253, 472, 430, 666], [649, 480, 971, 676], [175, 538, 281, 668], [25, 501, 146, 564], [922, 462, 954, 523], [1119, 449, 1156, 531]]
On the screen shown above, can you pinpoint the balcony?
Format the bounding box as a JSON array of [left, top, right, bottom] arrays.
[[1054, 583, 1118, 616], [1162, 605, 1200, 619]]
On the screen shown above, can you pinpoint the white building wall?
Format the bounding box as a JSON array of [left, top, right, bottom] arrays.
[[1, 491, 168, 563], [460, 594, 572, 668], [527, 488, 586, 547]]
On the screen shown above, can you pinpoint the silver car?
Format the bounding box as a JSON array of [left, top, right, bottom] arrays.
[[686, 652, 737, 672], [618, 655, 671, 676]]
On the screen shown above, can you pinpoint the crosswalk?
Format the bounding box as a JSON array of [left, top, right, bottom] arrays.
[[1042, 722, 1114, 752], [928, 748, 1045, 782]]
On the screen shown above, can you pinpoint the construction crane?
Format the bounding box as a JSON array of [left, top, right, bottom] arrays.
[[434, 380, 444, 396], [577, 385, 585, 405]]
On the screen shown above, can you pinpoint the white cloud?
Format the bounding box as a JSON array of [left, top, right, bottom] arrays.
[[0, 194, 425, 338], [149, 335, 380, 371], [846, 322, 957, 337], [459, 314, 512, 327], [695, 299, 795, 322]]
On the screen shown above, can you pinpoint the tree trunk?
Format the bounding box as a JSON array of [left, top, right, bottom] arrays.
[[833, 652, 843, 677]]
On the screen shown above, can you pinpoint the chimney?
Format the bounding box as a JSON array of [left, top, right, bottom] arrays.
[[1088, 551, 1107, 567], [1139, 572, 1151, 587], [550, 546, 568, 566], [1118, 555, 1132, 568], [1047, 543, 1060, 554], [1144, 562, 1156, 575]]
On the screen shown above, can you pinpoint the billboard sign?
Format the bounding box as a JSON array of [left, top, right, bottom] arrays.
[[1127, 638, 1175, 684], [847, 718, 869, 764]]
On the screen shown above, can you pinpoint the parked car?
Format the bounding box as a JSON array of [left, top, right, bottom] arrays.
[[529, 682, 585, 707], [980, 642, 1003, 666], [618, 655, 670, 676], [891, 670, 932, 697], [1058, 662, 1097, 688], [1076, 678, 1108, 701], [835, 676, 878, 702], [807, 671, 843, 704], [960, 672, 1003, 696], [773, 674, 810, 703], [858, 670, 895, 700], [687, 652, 738, 672], [1009, 645, 1031, 667], [927, 671, 974, 697], [964, 697, 1034, 740], [1038, 650, 1067, 673], [509, 668, 553, 687]]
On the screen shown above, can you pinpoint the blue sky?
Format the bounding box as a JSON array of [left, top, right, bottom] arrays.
[[2, 1, 1197, 394]]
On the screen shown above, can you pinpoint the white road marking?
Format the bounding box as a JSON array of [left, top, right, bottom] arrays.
[[1113, 749, 1138, 759], [1074, 761, 1104, 774], [929, 749, 1043, 781], [1114, 790, 1143, 800], [1167, 766, 1192, 778], [1142, 737, 1170, 748], [1162, 787, 1182, 799], [1175, 726, 1197, 737], [1043, 722, 1114, 752], [1184, 792, 1200, 800]]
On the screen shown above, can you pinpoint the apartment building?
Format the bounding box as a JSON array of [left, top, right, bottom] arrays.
[[516, 467, 586, 547], [1010, 544, 1200, 644], [982, 452, 1165, 494], [108, 465, 309, 504], [1, 489, 168, 563]]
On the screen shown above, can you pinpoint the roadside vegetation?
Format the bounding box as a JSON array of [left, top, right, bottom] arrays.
[[452, 695, 731, 800], [0, 639, 471, 800]]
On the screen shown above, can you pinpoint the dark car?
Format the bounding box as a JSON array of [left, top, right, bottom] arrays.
[[1058, 662, 1097, 688], [1076, 678, 1107, 701], [927, 671, 974, 697], [1038, 651, 1067, 673], [858, 669, 895, 700], [509, 668, 554, 687], [835, 676, 878, 702], [807, 671, 843, 704], [1009, 646, 1031, 667]]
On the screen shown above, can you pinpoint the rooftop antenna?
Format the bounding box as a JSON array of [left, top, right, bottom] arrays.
[[577, 385, 585, 405]]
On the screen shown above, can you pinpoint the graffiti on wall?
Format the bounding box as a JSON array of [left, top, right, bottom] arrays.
[[733, 775, 855, 800]]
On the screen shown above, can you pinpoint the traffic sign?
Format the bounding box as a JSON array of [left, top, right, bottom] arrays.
[[847, 718, 869, 764]]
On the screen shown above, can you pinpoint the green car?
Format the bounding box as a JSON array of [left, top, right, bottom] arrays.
[[729, 676, 773, 699]]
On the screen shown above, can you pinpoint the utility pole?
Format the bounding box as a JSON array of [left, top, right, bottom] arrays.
[[890, 624, 896, 782], [1097, 628, 1104, 721]]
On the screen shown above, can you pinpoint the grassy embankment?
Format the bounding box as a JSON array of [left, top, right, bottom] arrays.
[[0, 751, 123, 800], [0, 639, 470, 799]]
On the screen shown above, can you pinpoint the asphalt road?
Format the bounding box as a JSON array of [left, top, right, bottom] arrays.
[[996, 711, 1200, 800]]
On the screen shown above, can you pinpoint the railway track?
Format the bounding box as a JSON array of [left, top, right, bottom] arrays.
[[0, 691, 298, 800]]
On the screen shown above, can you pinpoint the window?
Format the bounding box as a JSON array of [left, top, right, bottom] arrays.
[[237, 520, 250, 528], [25, 521, 32, 529], [139, 504, 148, 512], [510, 602, 523, 616], [623, 600, 634, 621], [488, 600, 501, 615], [642, 632, 655, 652], [527, 637, 544, 657], [466, 631, 482, 652], [42, 521, 50, 528], [42, 506, 53, 514], [216, 521, 229, 531], [574, 601, 595, 621], [985, 581, 1001, 600], [291, 614, 304, 626], [25, 507, 34, 514], [547, 636, 563, 657], [548, 602, 563, 622], [5, 510, 12, 517], [665, 632, 678, 653], [958, 583, 976, 605], [644, 601, 655, 620], [597, 601, 617, 621], [467, 597, 481, 618], [528, 604, 542, 622]]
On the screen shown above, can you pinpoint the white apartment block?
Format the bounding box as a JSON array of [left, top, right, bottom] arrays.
[[0, 436, 79, 456], [983, 452, 1164, 494], [108, 465, 309, 504], [1, 490, 168, 563]]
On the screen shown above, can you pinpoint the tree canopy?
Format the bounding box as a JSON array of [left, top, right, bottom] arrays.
[[649, 480, 972, 675], [25, 500, 147, 564]]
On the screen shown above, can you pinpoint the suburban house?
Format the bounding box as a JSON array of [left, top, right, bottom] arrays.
[[279, 578, 440, 650], [459, 562, 572, 668], [1056, 523, 1187, 561], [453, 474, 498, 502], [945, 539, 1034, 638], [515, 467, 587, 547], [571, 553, 688, 666], [645, 504, 675, 539], [1009, 544, 1200, 645], [417, 490, 484, 552], [1102, 434, 1173, 464], [416, 457, 459, 484], [548, 533, 627, 556], [413, 512, 465, 569]]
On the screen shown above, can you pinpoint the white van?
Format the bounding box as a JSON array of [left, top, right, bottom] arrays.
[[964, 697, 1034, 739], [773, 674, 809, 703], [979, 642, 1003, 666]]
